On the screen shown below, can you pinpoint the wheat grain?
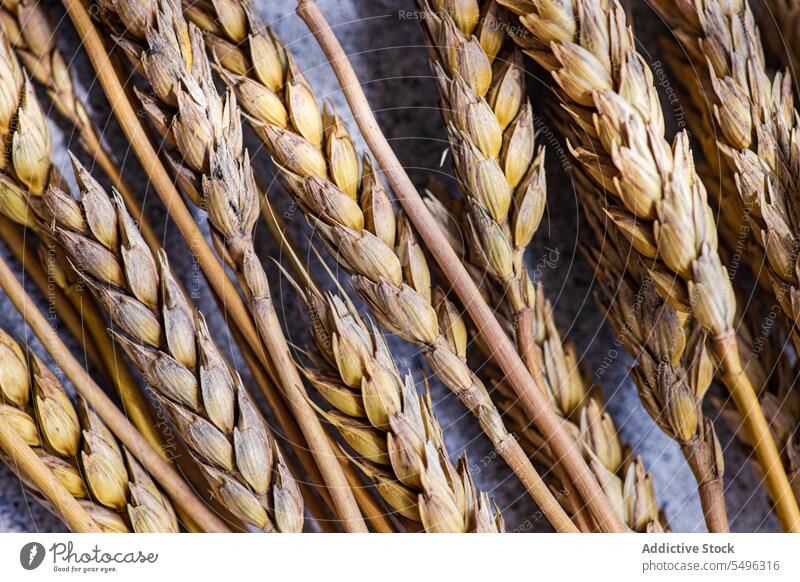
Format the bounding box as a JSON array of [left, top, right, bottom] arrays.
[[179, 0, 577, 532], [0, 328, 178, 533], [289, 275, 503, 532], [499, 0, 800, 531], [92, 0, 367, 530], [40, 156, 303, 533]]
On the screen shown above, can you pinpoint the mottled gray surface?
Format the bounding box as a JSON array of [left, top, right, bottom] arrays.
[[0, 0, 782, 533]]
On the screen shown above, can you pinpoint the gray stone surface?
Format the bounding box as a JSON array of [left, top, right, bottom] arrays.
[[0, 0, 781, 533]]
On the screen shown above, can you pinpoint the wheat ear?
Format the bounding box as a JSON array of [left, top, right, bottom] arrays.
[[0, 329, 178, 533], [0, 26, 181, 468], [180, 0, 582, 532], [40, 155, 304, 533], [498, 0, 799, 531], [650, 0, 800, 529], [0, 0, 158, 247], [287, 271, 503, 532], [573, 165, 728, 532], [90, 0, 367, 531], [416, 0, 658, 531], [416, 0, 547, 379], [425, 191, 665, 531]]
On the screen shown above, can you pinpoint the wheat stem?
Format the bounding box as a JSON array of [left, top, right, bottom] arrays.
[[0, 415, 99, 533]]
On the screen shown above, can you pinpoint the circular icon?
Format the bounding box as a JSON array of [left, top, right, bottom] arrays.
[[19, 542, 46, 570]]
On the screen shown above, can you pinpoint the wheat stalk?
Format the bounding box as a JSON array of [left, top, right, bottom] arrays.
[[649, 0, 800, 529], [498, 0, 800, 530], [287, 271, 503, 532], [416, 0, 547, 377], [0, 24, 167, 453], [177, 0, 579, 532], [39, 155, 304, 533], [415, 0, 658, 531], [0, 328, 178, 533], [424, 191, 665, 531], [571, 165, 728, 532], [90, 0, 367, 531]]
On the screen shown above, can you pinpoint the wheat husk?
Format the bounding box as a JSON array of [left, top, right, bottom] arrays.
[[0, 328, 177, 533], [40, 156, 303, 533]]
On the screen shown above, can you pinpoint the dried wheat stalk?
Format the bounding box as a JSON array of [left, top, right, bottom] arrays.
[[425, 191, 665, 531], [40, 156, 304, 532], [0, 26, 173, 450], [417, 0, 547, 379], [93, 0, 365, 531], [573, 166, 728, 532], [650, 0, 800, 529], [499, 0, 799, 530], [179, 0, 575, 532], [415, 0, 656, 530], [719, 300, 800, 505], [288, 272, 503, 532], [0, 328, 178, 533]]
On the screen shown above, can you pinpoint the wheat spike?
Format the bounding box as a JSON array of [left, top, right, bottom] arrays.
[[288, 273, 503, 532], [180, 0, 574, 531], [40, 156, 303, 533], [570, 163, 727, 532], [651, 0, 800, 351], [417, 1, 545, 361], [0, 328, 178, 533], [0, 28, 50, 228], [94, 0, 365, 530], [415, 0, 659, 531], [651, 0, 800, 514], [499, 0, 800, 531], [424, 191, 665, 531]]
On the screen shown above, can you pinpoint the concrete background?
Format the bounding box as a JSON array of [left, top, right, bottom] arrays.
[[0, 0, 785, 532]]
